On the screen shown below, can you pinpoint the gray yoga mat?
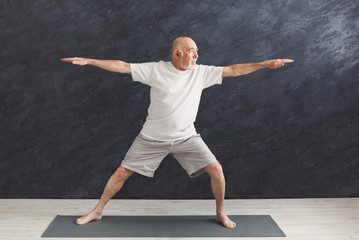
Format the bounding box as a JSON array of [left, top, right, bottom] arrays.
[[42, 215, 286, 237]]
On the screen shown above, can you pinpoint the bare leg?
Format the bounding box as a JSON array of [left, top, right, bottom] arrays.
[[204, 163, 237, 229], [76, 165, 133, 225]]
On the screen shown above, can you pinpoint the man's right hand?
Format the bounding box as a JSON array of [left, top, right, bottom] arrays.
[[61, 57, 91, 66], [61, 57, 131, 74]]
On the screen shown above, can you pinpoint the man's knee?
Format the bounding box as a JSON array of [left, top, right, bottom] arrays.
[[204, 162, 224, 178], [116, 165, 133, 180]]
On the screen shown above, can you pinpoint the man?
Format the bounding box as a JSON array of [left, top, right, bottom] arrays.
[[62, 37, 293, 229]]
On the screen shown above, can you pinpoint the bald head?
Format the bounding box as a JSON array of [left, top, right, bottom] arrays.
[[171, 37, 197, 55]]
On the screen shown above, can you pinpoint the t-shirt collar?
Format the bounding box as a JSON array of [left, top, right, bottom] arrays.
[[169, 62, 189, 75]]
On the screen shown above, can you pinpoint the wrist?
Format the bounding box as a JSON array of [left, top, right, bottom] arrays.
[[88, 58, 95, 65], [259, 61, 269, 68]]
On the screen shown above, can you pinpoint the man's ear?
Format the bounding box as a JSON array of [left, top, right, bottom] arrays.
[[174, 49, 181, 59]]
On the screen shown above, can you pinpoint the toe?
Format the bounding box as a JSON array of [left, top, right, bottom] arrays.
[[75, 218, 82, 225], [228, 221, 236, 229]]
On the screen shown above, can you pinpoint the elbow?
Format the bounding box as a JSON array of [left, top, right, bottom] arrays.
[[123, 62, 131, 74], [223, 66, 238, 78], [118, 61, 131, 74], [230, 65, 245, 77], [231, 68, 242, 77]]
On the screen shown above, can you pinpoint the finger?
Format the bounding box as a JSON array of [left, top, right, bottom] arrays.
[[61, 58, 77, 62], [282, 59, 294, 63], [73, 61, 84, 65], [61, 58, 72, 62]]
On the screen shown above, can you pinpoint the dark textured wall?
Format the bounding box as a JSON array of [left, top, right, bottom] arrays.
[[1, 0, 358, 199]]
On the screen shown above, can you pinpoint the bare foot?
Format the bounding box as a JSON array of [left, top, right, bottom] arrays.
[[76, 209, 102, 225], [216, 212, 237, 229]]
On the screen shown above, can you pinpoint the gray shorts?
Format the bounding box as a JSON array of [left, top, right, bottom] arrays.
[[121, 133, 218, 178]]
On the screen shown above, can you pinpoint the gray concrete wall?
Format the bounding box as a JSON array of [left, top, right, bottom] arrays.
[[1, 0, 358, 198]]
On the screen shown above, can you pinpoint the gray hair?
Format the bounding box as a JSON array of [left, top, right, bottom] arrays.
[[171, 39, 184, 55]]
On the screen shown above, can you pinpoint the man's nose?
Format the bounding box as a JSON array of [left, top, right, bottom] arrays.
[[193, 52, 198, 59]]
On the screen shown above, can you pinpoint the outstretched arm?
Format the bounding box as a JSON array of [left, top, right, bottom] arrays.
[[222, 59, 294, 78], [61, 57, 131, 74]]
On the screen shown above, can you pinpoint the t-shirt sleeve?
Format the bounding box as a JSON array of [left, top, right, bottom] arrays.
[[130, 62, 153, 86], [201, 65, 224, 89]]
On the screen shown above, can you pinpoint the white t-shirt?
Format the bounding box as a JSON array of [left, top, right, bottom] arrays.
[[130, 61, 223, 141]]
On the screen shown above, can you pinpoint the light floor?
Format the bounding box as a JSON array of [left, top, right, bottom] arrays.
[[0, 198, 358, 240]]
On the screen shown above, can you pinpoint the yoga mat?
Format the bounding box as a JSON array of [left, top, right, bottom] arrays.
[[42, 215, 286, 237]]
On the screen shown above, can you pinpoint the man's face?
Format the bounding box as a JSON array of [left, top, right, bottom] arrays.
[[179, 41, 199, 70]]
